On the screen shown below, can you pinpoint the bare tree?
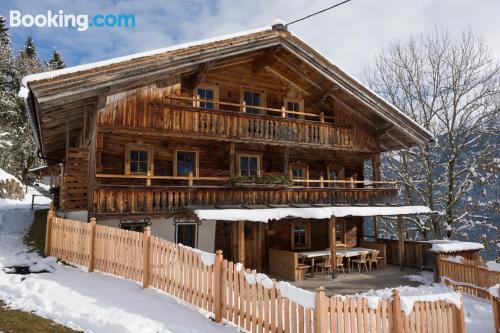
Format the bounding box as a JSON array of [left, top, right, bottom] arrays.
[[364, 29, 500, 241]]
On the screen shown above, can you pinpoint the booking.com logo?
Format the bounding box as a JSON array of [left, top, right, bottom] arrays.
[[8, 10, 135, 31]]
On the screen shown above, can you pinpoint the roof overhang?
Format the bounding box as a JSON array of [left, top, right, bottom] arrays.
[[190, 205, 435, 223], [21, 25, 433, 159]]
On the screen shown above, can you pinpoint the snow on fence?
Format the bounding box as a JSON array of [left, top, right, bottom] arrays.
[[437, 256, 500, 300], [45, 210, 465, 333]]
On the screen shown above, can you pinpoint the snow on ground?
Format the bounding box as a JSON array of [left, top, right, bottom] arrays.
[[0, 195, 238, 333], [405, 272, 495, 332]]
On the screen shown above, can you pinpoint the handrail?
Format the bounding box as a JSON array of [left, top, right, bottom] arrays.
[[96, 173, 229, 181], [162, 95, 336, 122], [291, 178, 397, 185]]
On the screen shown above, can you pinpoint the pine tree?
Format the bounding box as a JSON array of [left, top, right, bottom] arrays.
[[24, 36, 36, 58], [0, 16, 10, 46], [48, 49, 65, 70]]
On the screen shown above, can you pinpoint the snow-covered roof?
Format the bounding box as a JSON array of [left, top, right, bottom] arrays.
[[428, 240, 484, 253], [21, 26, 271, 86], [193, 205, 433, 222]]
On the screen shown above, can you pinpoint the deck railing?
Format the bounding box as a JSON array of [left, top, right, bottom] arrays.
[[93, 185, 398, 215], [437, 256, 500, 300], [45, 210, 466, 333], [99, 95, 378, 151]]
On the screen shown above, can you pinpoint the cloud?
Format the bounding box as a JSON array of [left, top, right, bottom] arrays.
[[2, 0, 499, 78]]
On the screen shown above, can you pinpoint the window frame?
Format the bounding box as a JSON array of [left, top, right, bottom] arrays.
[[284, 97, 304, 120], [125, 143, 153, 176], [327, 164, 345, 188], [240, 87, 266, 115], [291, 221, 311, 250], [175, 222, 198, 248], [193, 83, 219, 110], [335, 220, 346, 246], [289, 162, 309, 187], [236, 153, 262, 177], [173, 149, 200, 178]]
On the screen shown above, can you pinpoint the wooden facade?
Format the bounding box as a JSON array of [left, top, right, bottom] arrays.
[[24, 25, 432, 272]]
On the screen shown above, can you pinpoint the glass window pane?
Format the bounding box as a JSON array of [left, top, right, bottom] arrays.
[[139, 162, 148, 173], [206, 89, 213, 99], [178, 152, 195, 176], [139, 151, 147, 161], [130, 162, 138, 173], [240, 157, 248, 175], [130, 151, 138, 161], [177, 224, 197, 248]]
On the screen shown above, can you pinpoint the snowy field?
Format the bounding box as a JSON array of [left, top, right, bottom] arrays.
[[0, 177, 495, 332]]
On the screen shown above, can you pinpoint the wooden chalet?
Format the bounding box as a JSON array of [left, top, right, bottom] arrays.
[[22, 23, 434, 280]]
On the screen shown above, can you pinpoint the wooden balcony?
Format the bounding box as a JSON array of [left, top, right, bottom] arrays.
[[93, 183, 398, 215], [98, 96, 378, 152]]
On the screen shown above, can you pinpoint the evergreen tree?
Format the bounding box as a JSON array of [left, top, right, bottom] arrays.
[[48, 48, 65, 70], [24, 35, 36, 58], [0, 15, 10, 46]]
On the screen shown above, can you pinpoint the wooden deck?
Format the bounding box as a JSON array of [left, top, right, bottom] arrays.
[[93, 185, 397, 215], [292, 265, 424, 296]]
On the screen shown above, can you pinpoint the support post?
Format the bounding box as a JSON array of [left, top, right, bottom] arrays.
[[372, 153, 381, 184], [238, 221, 245, 265], [213, 250, 224, 323], [188, 172, 194, 187], [88, 217, 97, 272], [283, 147, 289, 176], [492, 293, 500, 333], [314, 287, 327, 333], [229, 143, 236, 177], [44, 204, 56, 257], [454, 289, 466, 333], [397, 215, 405, 271], [391, 290, 403, 333], [142, 226, 151, 288], [329, 217, 337, 279]]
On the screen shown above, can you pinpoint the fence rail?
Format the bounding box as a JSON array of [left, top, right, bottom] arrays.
[[437, 257, 500, 300], [46, 208, 465, 333]]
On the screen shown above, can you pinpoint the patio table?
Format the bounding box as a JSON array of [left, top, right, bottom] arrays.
[[298, 247, 375, 274]]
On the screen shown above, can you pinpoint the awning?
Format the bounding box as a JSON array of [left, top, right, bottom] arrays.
[[193, 205, 434, 223]]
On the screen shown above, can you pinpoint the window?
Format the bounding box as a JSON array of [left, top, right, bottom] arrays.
[[242, 90, 262, 114], [327, 165, 344, 188], [125, 144, 152, 175], [174, 150, 198, 177], [289, 163, 308, 187], [291, 221, 310, 250], [284, 98, 304, 119], [176, 223, 198, 248], [238, 154, 260, 177], [194, 85, 218, 109], [335, 221, 346, 245]]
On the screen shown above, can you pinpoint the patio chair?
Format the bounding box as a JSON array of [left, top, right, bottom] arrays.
[[315, 255, 331, 279], [368, 250, 381, 270], [351, 251, 369, 273], [335, 253, 346, 276]]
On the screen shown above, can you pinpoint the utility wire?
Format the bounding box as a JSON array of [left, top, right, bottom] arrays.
[[286, 0, 354, 27]]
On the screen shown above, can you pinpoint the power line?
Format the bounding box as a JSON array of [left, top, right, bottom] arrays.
[[286, 0, 354, 27]]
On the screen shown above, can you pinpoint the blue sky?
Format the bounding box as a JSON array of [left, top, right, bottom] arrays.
[[2, 0, 499, 77]]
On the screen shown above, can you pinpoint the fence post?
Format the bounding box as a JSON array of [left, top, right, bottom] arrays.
[[213, 250, 224, 323], [454, 289, 466, 333], [88, 217, 97, 272], [44, 204, 56, 257], [142, 226, 151, 289], [492, 294, 500, 332], [314, 287, 327, 333], [391, 290, 403, 333]]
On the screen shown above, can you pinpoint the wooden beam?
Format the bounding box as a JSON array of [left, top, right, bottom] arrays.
[[374, 216, 379, 240], [252, 46, 281, 73], [229, 143, 236, 176], [372, 153, 381, 182], [283, 146, 289, 176], [329, 217, 337, 279], [264, 66, 310, 95], [237, 220, 245, 264], [185, 62, 212, 91], [273, 55, 322, 89], [397, 215, 405, 271]]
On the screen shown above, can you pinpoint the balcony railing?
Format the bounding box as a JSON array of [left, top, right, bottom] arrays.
[[98, 95, 378, 151], [93, 174, 398, 215]]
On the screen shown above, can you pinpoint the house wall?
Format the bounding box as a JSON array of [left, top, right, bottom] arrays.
[[97, 218, 217, 253]]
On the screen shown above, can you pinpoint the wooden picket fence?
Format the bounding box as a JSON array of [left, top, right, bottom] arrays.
[[45, 210, 466, 333], [437, 256, 500, 300]]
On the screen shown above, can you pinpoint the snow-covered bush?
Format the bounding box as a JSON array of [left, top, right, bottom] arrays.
[[0, 178, 24, 200]]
